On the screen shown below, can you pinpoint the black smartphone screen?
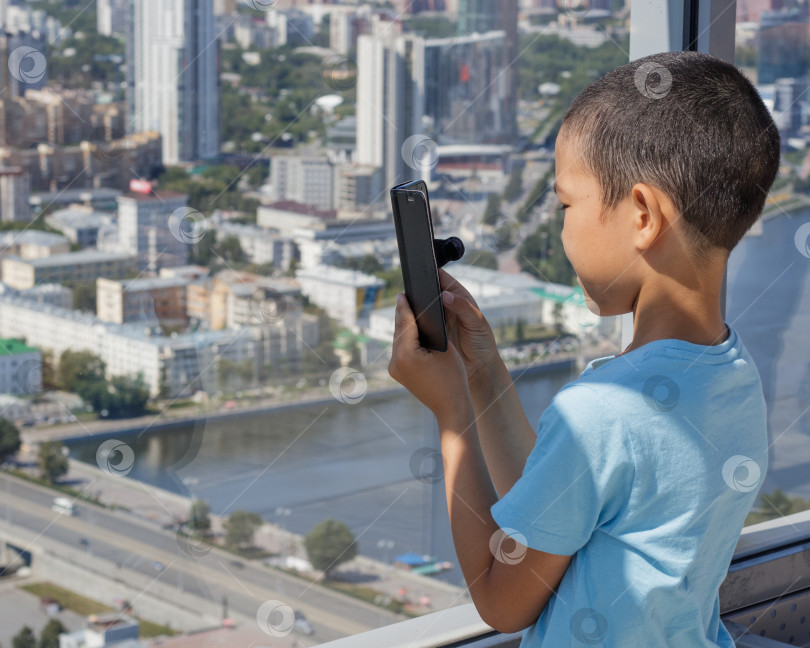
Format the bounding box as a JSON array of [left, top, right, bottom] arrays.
[[390, 180, 448, 352]]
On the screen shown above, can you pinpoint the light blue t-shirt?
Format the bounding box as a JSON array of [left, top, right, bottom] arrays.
[[490, 324, 768, 647]]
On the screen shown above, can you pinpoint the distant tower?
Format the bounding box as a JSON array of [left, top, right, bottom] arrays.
[[127, 0, 220, 164], [457, 0, 518, 141], [356, 33, 425, 189]]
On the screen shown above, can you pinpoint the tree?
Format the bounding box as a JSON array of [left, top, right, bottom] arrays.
[[0, 418, 21, 465], [57, 350, 106, 393], [503, 166, 524, 202], [224, 510, 263, 549], [38, 441, 68, 483], [12, 626, 36, 648], [304, 518, 357, 579], [188, 499, 212, 534], [38, 619, 66, 648], [481, 194, 502, 226]]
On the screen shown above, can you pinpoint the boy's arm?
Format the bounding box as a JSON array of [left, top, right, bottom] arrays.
[[467, 358, 537, 497], [438, 396, 573, 634]]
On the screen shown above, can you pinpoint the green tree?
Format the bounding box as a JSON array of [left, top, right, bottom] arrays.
[[0, 418, 21, 464], [12, 626, 36, 648], [38, 619, 66, 648], [503, 166, 524, 202], [304, 518, 357, 579], [57, 350, 106, 393], [38, 441, 69, 483], [481, 194, 502, 226], [188, 499, 212, 534], [224, 510, 264, 549], [515, 318, 526, 342], [71, 282, 97, 313]]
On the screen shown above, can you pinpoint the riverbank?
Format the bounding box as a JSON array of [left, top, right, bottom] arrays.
[[22, 353, 584, 445]]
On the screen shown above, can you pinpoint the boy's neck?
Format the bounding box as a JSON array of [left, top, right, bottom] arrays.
[[618, 272, 729, 357]]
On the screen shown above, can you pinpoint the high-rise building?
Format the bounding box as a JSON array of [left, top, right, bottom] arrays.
[[127, 0, 219, 164], [424, 31, 515, 145], [271, 156, 336, 211], [356, 33, 425, 190], [98, 0, 128, 36], [356, 28, 516, 188], [757, 8, 809, 84], [117, 190, 190, 272], [457, 0, 518, 141], [0, 166, 30, 222]]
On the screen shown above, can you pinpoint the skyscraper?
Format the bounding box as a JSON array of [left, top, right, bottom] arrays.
[[457, 0, 518, 141], [127, 0, 219, 164], [356, 33, 425, 190]]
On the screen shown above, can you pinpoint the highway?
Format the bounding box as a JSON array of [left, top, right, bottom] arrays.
[[0, 472, 405, 643]]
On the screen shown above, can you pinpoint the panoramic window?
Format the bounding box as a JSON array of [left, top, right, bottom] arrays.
[[730, 3, 810, 526], [24, 0, 804, 646]]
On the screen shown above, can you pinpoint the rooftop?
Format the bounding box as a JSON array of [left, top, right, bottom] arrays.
[[0, 338, 37, 356], [5, 250, 135, 268]]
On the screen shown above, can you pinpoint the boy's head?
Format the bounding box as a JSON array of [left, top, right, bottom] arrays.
[[557, 50, 780, 263]]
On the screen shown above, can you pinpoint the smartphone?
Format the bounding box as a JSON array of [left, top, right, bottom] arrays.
[[390, 179, 448, 352]]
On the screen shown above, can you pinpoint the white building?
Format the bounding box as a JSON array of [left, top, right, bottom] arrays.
[[367, 263, 618, 344], [296, 264, 385, 332], [97, 0, 128, 36], [271, 156, 335, 211], [0, 337, 41, 395], [356, 33, 424, 190], [117, 191, 189, 272], [257, 201, 337, 236], [335, 163, 383, 210], [0, 230, 70, 259], [213, 220, 296, 269], [47, 207, 113, 248], [128, 0, 219, 163]]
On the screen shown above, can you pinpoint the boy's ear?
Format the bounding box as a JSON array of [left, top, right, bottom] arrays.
[[629, 182, 668, 252]]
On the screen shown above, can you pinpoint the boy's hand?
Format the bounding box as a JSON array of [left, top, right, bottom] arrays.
[[438, 268, 500, 384], [388, 292, 471, 420]]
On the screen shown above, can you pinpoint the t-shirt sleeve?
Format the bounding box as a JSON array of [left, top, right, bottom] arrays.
[[490, 383, 635, 556]]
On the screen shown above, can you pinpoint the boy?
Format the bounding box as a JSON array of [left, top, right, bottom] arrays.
[[388, 50, 780, 646]]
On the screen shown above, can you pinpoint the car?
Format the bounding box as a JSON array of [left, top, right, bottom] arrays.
[[294, 611, 314, 635], [229, 560, 244, 569], [151, 561, 165, 572]]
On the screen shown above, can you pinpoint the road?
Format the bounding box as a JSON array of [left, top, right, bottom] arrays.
[[0, 473, 405, 642]]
